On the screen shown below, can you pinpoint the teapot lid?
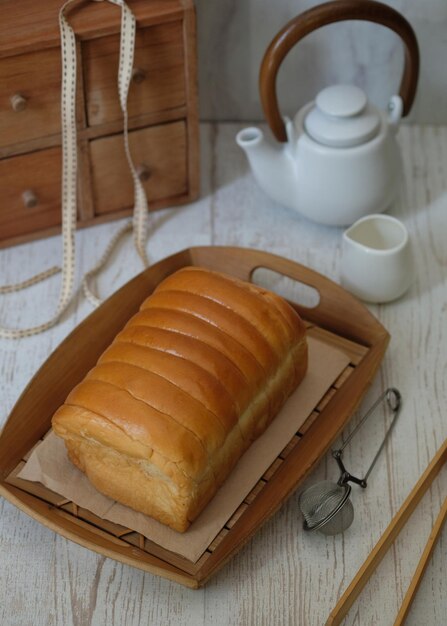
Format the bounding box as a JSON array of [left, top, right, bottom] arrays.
[[304, 85, 381, 148]]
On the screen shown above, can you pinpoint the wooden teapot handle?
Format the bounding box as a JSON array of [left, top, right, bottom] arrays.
[[260, 0, 420, 142]]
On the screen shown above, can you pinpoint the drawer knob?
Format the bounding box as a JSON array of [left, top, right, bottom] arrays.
[[22, 190, 38, 208], [11, 93, 28, 112], [136, 164, 151, 182], [132, 67, 146, 84]]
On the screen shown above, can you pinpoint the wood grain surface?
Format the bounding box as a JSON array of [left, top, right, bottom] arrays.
[[0, 47, 62, 147], [1, 123, 446, 625], [0, 0, 184, 59], [90, 121, 187, 215], [84, 21, 186, 127], [0, 146, 64, 239]]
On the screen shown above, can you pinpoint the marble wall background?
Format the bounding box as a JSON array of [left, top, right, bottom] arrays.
[[195, 0, 447, 124]]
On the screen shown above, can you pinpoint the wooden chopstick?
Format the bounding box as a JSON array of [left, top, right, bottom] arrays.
[[393, 495, 447, 625], [326, 438, 447, 626]]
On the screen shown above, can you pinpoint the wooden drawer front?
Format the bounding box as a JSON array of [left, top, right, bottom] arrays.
[[0, 147, 62, 241], [0, 48, 61, 149], [85, 21, 186, 127], [91, 121, 187, 214]]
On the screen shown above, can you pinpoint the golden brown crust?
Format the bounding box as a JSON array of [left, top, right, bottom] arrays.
[[126, 307, 266, 390], [141, 289, 279, 373], [154, 267, 300, 351], [99, 341, 239, 430], [52, 266, 308, 532], [116, 324, 252, 412]]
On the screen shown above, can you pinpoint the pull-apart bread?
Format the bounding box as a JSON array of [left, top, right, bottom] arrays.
[[52, 267, 308, 532]]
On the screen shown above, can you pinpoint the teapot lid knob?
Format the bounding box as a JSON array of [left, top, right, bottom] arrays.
[[305, 84, 381, 148], [316, 85, 367, 117]]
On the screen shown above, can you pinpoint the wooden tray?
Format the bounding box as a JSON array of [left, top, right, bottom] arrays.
[[0, 246, 389, 588]]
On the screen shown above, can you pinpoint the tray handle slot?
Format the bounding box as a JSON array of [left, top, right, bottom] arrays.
[[251, 266, 320, 309], [243, 254, 346, 320], [202, 247, 386, 345]]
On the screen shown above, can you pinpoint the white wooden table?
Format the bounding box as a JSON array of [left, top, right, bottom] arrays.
[[1, 123, 446, 626]]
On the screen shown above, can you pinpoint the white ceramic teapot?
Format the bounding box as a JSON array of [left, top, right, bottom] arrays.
[[236, 0, 419, 226]]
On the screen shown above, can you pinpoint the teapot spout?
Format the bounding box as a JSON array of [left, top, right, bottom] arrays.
[[236, 127, 297, 208]]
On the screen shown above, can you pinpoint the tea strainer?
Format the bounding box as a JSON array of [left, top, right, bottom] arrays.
[[299, 387, 402, 536]]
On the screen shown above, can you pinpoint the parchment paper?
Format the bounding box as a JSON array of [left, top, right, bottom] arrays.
[[16, 336, 350, 562]]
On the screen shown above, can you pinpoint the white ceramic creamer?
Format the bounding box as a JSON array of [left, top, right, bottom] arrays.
[[340, 214, 413, 303]]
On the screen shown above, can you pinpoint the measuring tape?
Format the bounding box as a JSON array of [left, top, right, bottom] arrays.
[[0, 0, 149, 339]]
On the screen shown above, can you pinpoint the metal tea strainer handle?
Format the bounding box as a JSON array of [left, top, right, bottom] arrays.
[[333, 387, 402, 489]]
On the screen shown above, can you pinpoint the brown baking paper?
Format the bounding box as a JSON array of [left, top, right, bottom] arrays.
[[17, 337, 349, 563]]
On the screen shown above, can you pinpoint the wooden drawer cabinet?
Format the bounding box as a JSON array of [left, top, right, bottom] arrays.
[[91, 121, 187, 214], [0, 0, 198, 248], [0, 147, 62, 240]]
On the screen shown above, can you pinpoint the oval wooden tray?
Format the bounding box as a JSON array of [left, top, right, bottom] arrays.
[[0, 246, 389, 588]]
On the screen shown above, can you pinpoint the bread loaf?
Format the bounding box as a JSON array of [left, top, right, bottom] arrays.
[[52, 267, 308, 532]]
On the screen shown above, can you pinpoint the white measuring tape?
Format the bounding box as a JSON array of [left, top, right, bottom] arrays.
[[0, 0, 149, 339]]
